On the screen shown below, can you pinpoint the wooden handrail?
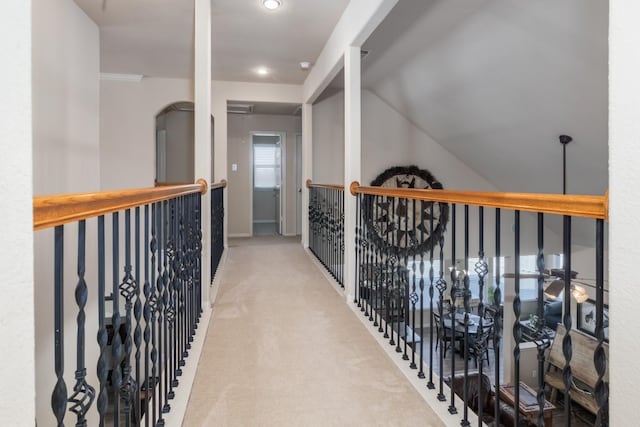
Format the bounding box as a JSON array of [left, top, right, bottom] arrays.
[[34, 180, 211, 231], [210, 179, 227, 190], [306, 179, 345, 191], [349, 181, 608, 220]]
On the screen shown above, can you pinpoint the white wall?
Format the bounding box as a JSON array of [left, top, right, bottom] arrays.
[[31, 1, 100, 425], [312, 91, 345, 184], [227, 114, 302, 236], [0, 1, 35, 425], [100, 78, 194, 189], [609, 1, 640, 422]]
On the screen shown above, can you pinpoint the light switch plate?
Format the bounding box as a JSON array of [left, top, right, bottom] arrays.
[[232, 163, 238, 171]]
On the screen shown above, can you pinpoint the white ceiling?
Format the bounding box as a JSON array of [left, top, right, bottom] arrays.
[[75, 0, 350, 83], [361, 0, 608, 197]]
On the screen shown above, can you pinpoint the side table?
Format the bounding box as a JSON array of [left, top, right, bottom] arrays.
[[499, 381, 555, 427]]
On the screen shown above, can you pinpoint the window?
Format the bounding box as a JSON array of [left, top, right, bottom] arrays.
[[253, 143, 281, 188]]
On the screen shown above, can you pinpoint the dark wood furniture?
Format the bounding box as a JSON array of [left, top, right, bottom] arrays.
[[499, 381, 555, 427]]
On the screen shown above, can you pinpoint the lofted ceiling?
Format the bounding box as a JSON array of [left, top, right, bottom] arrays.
[[362, 0, 609, 196], [75, 0, 350, 83]]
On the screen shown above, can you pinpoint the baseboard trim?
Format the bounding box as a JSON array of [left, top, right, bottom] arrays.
[[228, 233, 251, 238]]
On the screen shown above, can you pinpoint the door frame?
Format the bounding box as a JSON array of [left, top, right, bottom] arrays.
[[295, 133, 302, 235], [249, 131, 286, 236]]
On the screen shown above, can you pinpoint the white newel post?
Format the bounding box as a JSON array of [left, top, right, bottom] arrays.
[[344, 46, 362, 302], [301, 103, 313, 248], [0, 1, 35, 425], [194, 0, 212, 308]]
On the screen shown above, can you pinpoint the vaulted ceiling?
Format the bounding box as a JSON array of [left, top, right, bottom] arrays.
[[362, 0, 608, 196]]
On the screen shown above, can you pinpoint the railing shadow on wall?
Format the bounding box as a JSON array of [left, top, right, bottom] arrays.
[[306, 180, 345, 288], [33, 179, 225, 426], [308, 180, 608, 427]]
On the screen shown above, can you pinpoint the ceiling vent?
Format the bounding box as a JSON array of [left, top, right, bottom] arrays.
[[227, 103, 254, 114]]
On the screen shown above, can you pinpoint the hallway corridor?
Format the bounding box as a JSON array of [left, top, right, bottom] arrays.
[[183, 237, 443, 426]]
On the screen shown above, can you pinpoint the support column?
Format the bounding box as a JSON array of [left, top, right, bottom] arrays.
[[301, 103, 313, 248], [0, 1, 35, 424], [610, 1, 640, 423], [194, 0, 212, 308], [344, 46, 361, 302]]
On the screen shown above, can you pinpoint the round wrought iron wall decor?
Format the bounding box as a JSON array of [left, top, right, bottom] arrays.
[[364, 165, 449, 256]]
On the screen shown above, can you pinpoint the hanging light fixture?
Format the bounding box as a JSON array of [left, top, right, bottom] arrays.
[[263, 0, 282, 10], [540, 135, 590, 304]]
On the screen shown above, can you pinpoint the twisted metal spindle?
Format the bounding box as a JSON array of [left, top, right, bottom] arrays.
[[96, 217, 109, 426], [52, 225, 68, 427], [68, 220, 96, 427]]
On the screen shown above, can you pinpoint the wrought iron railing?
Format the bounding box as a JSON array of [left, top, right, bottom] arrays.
[[307, 180, 345, 287], [33, 179, 219, 426], [349, 182, 608, 427], [211, 180, 226, 283]]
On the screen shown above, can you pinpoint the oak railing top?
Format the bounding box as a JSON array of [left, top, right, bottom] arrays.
[[306, 179, 345, 191], [349, 181, 608, 220], [210, 179, 227, 190], [34, 179, 214, 231]]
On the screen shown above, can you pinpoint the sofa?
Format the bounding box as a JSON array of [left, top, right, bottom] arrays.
[[447, 373, 536, 427]]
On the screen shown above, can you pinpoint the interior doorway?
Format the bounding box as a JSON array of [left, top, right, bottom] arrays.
[[252, 132, 284, 236], [155, 101, 214, 184]]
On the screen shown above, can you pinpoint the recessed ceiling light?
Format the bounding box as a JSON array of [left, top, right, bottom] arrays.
[[256, 67, 269, 76], [299, 61, 311, 70], [263, 0, 281, 10]]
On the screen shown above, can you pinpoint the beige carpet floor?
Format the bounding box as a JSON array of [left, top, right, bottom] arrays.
[[183, 237, 444, 427]]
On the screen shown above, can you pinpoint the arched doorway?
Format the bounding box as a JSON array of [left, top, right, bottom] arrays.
[[155, 101, 214, 184]]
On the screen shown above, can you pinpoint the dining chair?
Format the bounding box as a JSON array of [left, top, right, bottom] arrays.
[[433, 311, 463, 357]]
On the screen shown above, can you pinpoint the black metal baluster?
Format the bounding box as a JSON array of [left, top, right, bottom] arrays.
[[120, 209, 137, 426], [426, 202, 434, 388], [493, 209, 502, 424], [150, 202, 159, 425], [562, 215, 573, 426], [134, 207, 142, 424], [393, 197, 402, 354], [462, 268, 472, 427], [536, 213, 550, 427], [594, 219, 608, 426], [448, 204, 457, 415], [142, 205, 152, 427], [373, 195, 381, 325], [462, 205, 470, 427], [179, 196, 188, 370], [409, 198, 418, 370], [160, 201, 171, 416], [355, 194, 361, 305], [363, 195, 372, 318], [402, 197, 410, 362], [513, 211, 521, 426], [167, 200, 178, 399], [112, 213, 124, 426], [436, 210, 447, 402], [52, 226, 68, 426], [69, 220, 96, 427], [96, 217, 109, 426], [475, 207, 489, 427]]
